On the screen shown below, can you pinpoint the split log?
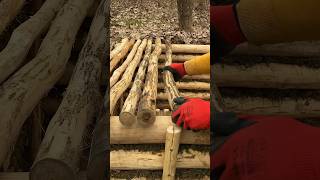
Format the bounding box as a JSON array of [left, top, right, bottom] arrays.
[[159, 54, 198, 62], [110, 39, 142, 87], [157, 92, 210, 100], [137, 38, 162, 126], [162, 126, 181, 180], [0, 0, 66, 84], [110, 38, 135, 72], [119, 39, 152, 126], [31, 1, 105, 179], [159, 44, 209, 54], [232, 41, 320, 57], [110, 116, 210, 144], [0, 0, 93, 172], [110, 38, 129, 60], [111, 149, 209, 170], [214, 63, 320, 89], [110, 39, 148, 114], [0, 0, 25, 35], [158, 82, 210, 91]]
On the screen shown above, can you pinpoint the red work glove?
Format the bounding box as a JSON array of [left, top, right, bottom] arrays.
[[211, 115, 320, 180], [162, 63, 187, 81], [172, 97, 210, 130]]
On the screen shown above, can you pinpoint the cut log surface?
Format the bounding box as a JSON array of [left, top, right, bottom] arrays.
[[119, 39, 152, 126], [110, 149, 209, 170], [159, 44, 209, 54], [0, 0, 93, 172], [110, 39, 147, 114], [0, 0, 25, 35], [31, 1, 105, 180], [0, 0, 66, 84], [215, 63, 320, 89], [157, 92, 210, 100], [110, 38, 129, 59], [110, 39, 142, 87], [110, 38, 135, 72], [137, 38, 162, 126], [110, 116, 210, 144]]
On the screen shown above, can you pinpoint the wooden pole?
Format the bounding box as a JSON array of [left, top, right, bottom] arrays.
[[119, 39, 152, 126], [137, 38, 162, 126], [0, 0, 66, 84], [110, 38, 135, 72], [158, 81, 210, 90], [158, 54, 198, 62], [110, 39, 148, 114], [157, 92, 210, 100], [110, 38, 129, 60], [159, 44, 209, 54], [110, 39, 142, 87], [0, 0, 25, 35]]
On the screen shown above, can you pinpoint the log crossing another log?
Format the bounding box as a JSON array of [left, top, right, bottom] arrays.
[[0, 0, 25, 35], [110, 116, 210, 144], [110, 38, 135, 72], [0, 0, 66, 84], [137, 38, 162, 126], [0, 0, 93, 172], [110, 38, 129, 60], [119, 39, 152, 126]]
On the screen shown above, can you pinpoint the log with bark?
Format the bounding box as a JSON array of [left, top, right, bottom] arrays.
[[110, 38, 135, 72], [31, 1, 106, 179], [137, 38, 162, 126], [119, 39, 152, 126], [111, 149, 209, 170], [157, 92, 210, 100], [159, 44, 209, 54], [110, 39, 148, 114], [0, 0, 66, 84], [177, 0, 193, 32], [110, 39, 142, 87], [110, 116, 210, 144], [0, 0, 93, 172], [0, 0, 25, 35], [110, 38, 129, 60]]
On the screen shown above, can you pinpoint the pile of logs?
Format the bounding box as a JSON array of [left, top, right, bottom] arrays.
[[109, 37, 210, 179]]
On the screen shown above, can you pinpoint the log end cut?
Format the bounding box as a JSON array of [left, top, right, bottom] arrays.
[[30, 158, 76, 180], [119, 112, 136, 127], [137, 109, 156, 127]]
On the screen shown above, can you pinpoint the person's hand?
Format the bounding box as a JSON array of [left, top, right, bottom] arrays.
[[162, 63, 187, 81], [172, 97, 210, 130]]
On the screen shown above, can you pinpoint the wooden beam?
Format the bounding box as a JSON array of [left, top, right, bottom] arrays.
[[0, 0, 66, 84], [159, 54, 198, 62], [137, 38, 162, 126], [159, 44, 209, 54], [157, 92, 210, 100], [110, 38, 135, 72], [110, 38, 129, 60], [119, 39, 152, 126], [110, 116, 210, 144], [0, 0, 25, 35], [110, 149, 209, 170], [158, 82, 210, 91]]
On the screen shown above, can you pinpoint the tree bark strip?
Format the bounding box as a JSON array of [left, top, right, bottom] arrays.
[[110, 38, 135, 72]]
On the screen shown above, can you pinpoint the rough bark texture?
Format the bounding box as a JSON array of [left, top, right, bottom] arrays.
[[111, 149, 209, 170], [0, 0, 67, 84], [110, 39, 147, 114], [110, 38, 135, 72], [137, 38, 162, 126], [0, 0, 25, 35], [30, 1, 104, 179], [110, 38, 128, 60], [110, 39, 142, 87], [0, 0, 93, 172], [110, 116, 210, 144], [119, 39, 152, 126], [177, 0, 193, 32]]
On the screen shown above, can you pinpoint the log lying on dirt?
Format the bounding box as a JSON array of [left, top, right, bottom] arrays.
[[110, 38, 129, 59], [0, 0, 93, 172], [110, 149, 209, 170], [31, 1, 105, 180], [159, 54, 198, 62], [119, 39, 152, 126], [0, 0, 66, 84], [137, 38, 162, 126], [110, 116, 210, 144], [110, 38, 135, 72], [157, 92, 210, 100], [158, 82, 210, 91], [0, 0, 25, 35], [214, 63, 320, 89], [159, 44, 209, 54], [110, 39, 142, 87], [232, 41, 320, 57]]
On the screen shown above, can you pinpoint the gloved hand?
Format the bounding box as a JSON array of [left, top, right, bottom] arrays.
[[212, 115, 320, 180], [211, 0, 246, 58], [162, 63, 187, 81], [172, 97, 210, 130]]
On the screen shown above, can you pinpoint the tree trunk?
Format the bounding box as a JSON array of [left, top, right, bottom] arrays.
[[110, 38, 135, 72], [158, 82, 210, 91], [177, 0, 193, 32], [0, 0, 66, 84], [0, 0, 25, 35], [119, 39, 152, 126], [30, 0, 105, 179], [137, 38, 162, 126]]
